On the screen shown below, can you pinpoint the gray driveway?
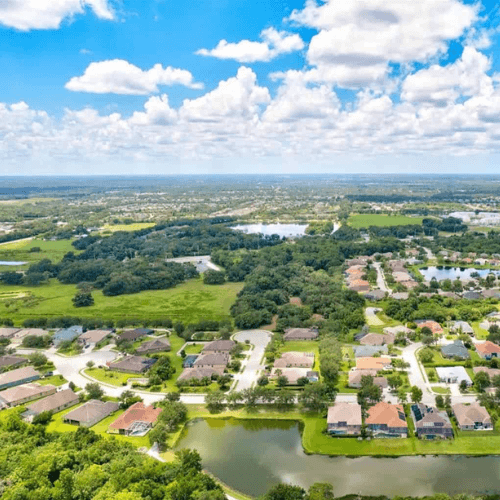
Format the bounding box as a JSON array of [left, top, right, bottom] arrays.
[[233, 329, 272, 391]]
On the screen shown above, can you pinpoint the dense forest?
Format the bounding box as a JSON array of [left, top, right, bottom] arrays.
[[430, 231, 500, 255]]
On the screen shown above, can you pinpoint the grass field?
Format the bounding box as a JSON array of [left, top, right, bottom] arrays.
[[0, 278, 243, 323], [348, 214, 424, 228], [101, 223, 155, 233], [38, 375, 67, 386], [85, 368, 135, 386]]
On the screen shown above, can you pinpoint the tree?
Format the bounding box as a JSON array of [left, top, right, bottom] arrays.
[[435, 395, 444, 408], [257, 375, 269, 387], [419, 348, 434, 364], [148, 424, 169, 451], [149, 356, 175, 383], [264, 484, 306, 500], [387, 374, 403, 391], [277, 376, 289, 388], [444, 394, 452, 408], [205, 391, 226, 413], [165, 391, 181, 402], [32, 410, 53, 425], [410, 386, 423, 403], [28, 352, 48, 367], [203, 270, 226, 285], [72, 292, 94, 308], [276, 390, 295, 409], [421, 334, 434, 347], [86, 360, 95, 369], [474, 371, 491, 392], [298, 384, 330, 412], [459, 379, 468, 392], [226, 391, 242, 409], [0, 271, 24, 285], [397, 388, 407, 404], [217, 374, 232, 390], [307, 483, 334, 500], [85, 382, 104, 400]]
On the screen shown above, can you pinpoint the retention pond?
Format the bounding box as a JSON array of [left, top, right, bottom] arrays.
[[176, 418, 500, 498]]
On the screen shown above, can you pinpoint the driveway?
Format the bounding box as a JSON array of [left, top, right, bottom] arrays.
[[232, 329, 271, 391], [373, 262, 391, 294]]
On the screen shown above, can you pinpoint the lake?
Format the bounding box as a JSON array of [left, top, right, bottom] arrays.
[[231, 223, 339, 238], [419, 266, 500, 281], [0, 261, 27, 266], [176, 418, 500, 498]]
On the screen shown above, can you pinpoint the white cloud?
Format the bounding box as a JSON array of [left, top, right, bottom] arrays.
[[196, 28, 304, 63], [0, 0, 114, 31], [287, 0, 478, 88], [65, 59, 203, 95], [129, 95, 178, 125], [402, 47, 494, 105], [180, 67, 270, 121]]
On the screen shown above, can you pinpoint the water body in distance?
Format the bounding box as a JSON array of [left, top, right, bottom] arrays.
[[419, 266, 500, 281], [176, 419, 500, 498]]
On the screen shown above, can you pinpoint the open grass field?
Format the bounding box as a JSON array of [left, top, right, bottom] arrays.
[[101, 223, 156, 233], [348, 214, 424, 228], [0, 278, 243, 324], [85, 367, 135, 386]]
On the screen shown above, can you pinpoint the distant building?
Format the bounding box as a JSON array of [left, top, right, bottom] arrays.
[[108, 402, 161, 436], [436, 366, 472, 386], [78, 329, 113, 347], [136, 338, 171, 354], [177, 367, 223, 383], [0, 327, 21, 339], [0, 355, 27, 370], [449, 321, 474, 335], [441, 340, 470, 360], [411, 404, 453, 439], [348, 370, 387, 389], [415, 320, 444, 335], [475, 341, 500, 360], [53, 326, 83, 346], [353, 345, 388, 358], [355, 357, 392, 372], [194, 353, 230, 369], [120, 328, 154, 342], [202, 340, 236, 354], [273, 352, 314, 369], [360, 332, 395, 346], [366, 402, 408, 438]]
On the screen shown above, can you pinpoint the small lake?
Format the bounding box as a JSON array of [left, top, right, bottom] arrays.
[[419, 266, 500, 281], [231, 223, 339, 238], [0, 261, 26, 266], [176, 419, 500, 498]]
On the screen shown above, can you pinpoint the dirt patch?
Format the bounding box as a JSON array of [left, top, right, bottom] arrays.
[[262, 314, 278, 331], [290, 297, 303, 306]]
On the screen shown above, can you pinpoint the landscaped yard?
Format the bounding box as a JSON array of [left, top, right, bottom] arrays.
[[183, 343, 205, 355], [84, 367, 136, 386], [279, 340, 320, 371], [0, 278, 243, 323], [38, 375, 67, 387], [348, 214, 423, 229]]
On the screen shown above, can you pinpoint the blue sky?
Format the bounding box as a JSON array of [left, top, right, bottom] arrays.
[[1, 0, 500, 175]]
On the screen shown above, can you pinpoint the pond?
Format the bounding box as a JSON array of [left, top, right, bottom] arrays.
[[0, 261, 27, 266], [176, 418, 500, 498], [419, 266, 500, 281], [231, 223, 339, 238]]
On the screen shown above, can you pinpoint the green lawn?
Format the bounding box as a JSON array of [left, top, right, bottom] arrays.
[[348, 214, 423, 229], [100, 223, 156, 233], [0, 278, 243, 324], [184, 343, 205, 354], [38, 375, 67, 387], [431, 386, 451, 395], [85, 368, 135, 386], [280, 341, 320, 371]]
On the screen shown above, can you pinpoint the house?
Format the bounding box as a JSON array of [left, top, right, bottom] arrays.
[[473, 366, 500, 379], [463, 291, 482, 301], [453, 403, 493, 431], [182, 355, 198, 368], [0, 355, 27, 370], [327, 403, 362, 435], [273, 352, 314, 369], [449, 321, 474, 335], [23, 389, 79, 421], [108, 402, 161, 436], [271, 367, 310, 385], [348, 370, 387, 389], [53, 326, 83, 346], [366, 402, 408, 438], [136, 338, 171, 354], [415, 320, 444, 335], [475, 341, 500, 360], [120, 328, 153, 342], [482, 289, 500, 299], [355, 357, 392, 372], [364, 290, 386, 301], [283, 328, 319, 341], [193, 353, 230, 369], [383, 325, 414, 337], [15, 328, 49, 339], [348, 280, 371, 292], [391, 292, 410, 301], [0, 383, 56, 408], [438, 291, 461, 300], [78, 329, 113, 347], [0, 327, 21, 339], [393, 272, 413, 283], [411, 404, 453, 439], [202, 340, 236, 354], [63, 400, 120, 427], [0, 366, 40, 390], [441, 340, 470, 360], [436, 366, 472, 386], [360, 332, 395, 346], [401, 280, 420, 290], [353, 345, 388, 358], [177, 367, 223, 383], [108, 355, 157, 374]]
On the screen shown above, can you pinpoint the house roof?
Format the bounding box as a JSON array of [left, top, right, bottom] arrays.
[[0, 355, 27, 369], [360, 333, 394, 346], [0, 383, 56, 405], [193, 353, 229, 367], [475, 341, 500, 356], [364, 290, 386, 300], [25, 389, 78, 415], [178, 367, 224, 381], [348, 370, 387, 387], [355, 357, 391, 371], [366, 402, 407, 428], [202, 340, 236, 353], [391, 292, 409, 300], [109, 355, 157, 373], [271, 367, 309, 384], [327, 403, 362, 426], [79, 329, 112, 344], [284, 328, 319, 340], [353, 345, 388, 358], [453, 403, 492, 427], [136, 338, 171, 353], [0, 366, 40, 386], [109, 402, 161, 430], [473, 366, 500, 378], [274, 351, 315, 368], [0, 327, 21, 338], [383, 325, 414, 335], [463, 291, 482, 300], [436, 366, 472, 384], [416, 320, 443, 334], [53, 326, 83, 344], [15, 329, 49, 338], [120, 329, 152, 341], [450, 321, 474, 334], [64, 400, 120, 424], [441, 341, 470, 359], [412, 404, 452, 429]]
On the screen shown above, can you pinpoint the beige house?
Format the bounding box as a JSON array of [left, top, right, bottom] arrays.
[[360, 332, 395, 346], [193, 353, 229, 368], [453, 403, 493, 431], [23, 389, 79, 421], [348, 370, 387, 389], [274, 351, 314, 369], [202, 340, 236, 354], [0, 383, 56, 408], [327, 403, 362, 435]]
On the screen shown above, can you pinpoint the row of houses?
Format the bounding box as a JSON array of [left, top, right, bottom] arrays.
[[327, 401, 492, 438]]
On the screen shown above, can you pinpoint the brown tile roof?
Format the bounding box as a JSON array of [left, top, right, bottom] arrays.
[[284, 328, 319, 340], [366, 402, 407, 428], [109, 355, 157, 373], [0, 383, 56, 405], [453, 403, 492, 427], [25, 389, 78, 415], [193, 353, 230, 367], [0, 366, 40, 386], [64, 400, 120, 425], [136, 338, 171, 353], [177, 367, 224, 382], [416, 320, 444, 334], [355, 357, 392, 371], [0, 355, 27, 369], [475, 341, 500, 356], [202, 340, 236, 353], [360, 333, 394, 346], [473, 366, 500, 378], [109, 402, 161, 430], [327, 403, 362, 426]]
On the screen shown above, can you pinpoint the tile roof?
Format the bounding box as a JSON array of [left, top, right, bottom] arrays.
[[475, 341, 500, 355], [194, 353, 230, 367], [202, 340, 236, 353], [0, 366, 40, 386], [0, 383, 56, 405], [25, 389, 78, 415], [355, 357, 392, 371], [79, 329, 113, 344], [366, 402, 407, 428], [178, 367, 224, 381], [109, 355, 157, 373], [327, 403, 362, 426], [64, 400, 120, 424], [0, 355, 27, 369], [453, 403, 492, 427], [109, 402, 161, 430]]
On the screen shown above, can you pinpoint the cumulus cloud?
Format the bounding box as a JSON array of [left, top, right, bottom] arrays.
[[65, 59, 203, 95], [287, 0, 478, 88], [196, 28, 304, 63], [0, 0, 114, 31]]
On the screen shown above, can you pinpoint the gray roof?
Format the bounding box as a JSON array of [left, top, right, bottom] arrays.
[[353, 345, 388, 358], [436, 366, 472, 384], [53, 326, 83, 345], [136, 338, 171, 353], [0, 383, 56, 405], [178, 367, 223, 381], [441, 341, 470, 359], [450, 321, 474, 334], [0, 366, 40, 386], [0, 356, 27, 369], [25, 389, 78, 415], [79, 329, 112, 344], [63, 400, 120, 424], [194, 353, 230, 367], [202, 340, 236, 353], [284, 328, 319, 340], [120, 328, 152, 341], [109, 355, 157, 373]]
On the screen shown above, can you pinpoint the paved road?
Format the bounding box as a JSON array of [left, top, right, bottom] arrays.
[[373, 262, 391, 294], [232, 329, 271, 391]]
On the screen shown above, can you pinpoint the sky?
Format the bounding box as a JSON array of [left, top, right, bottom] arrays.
[[2, 0, 500, 175]]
